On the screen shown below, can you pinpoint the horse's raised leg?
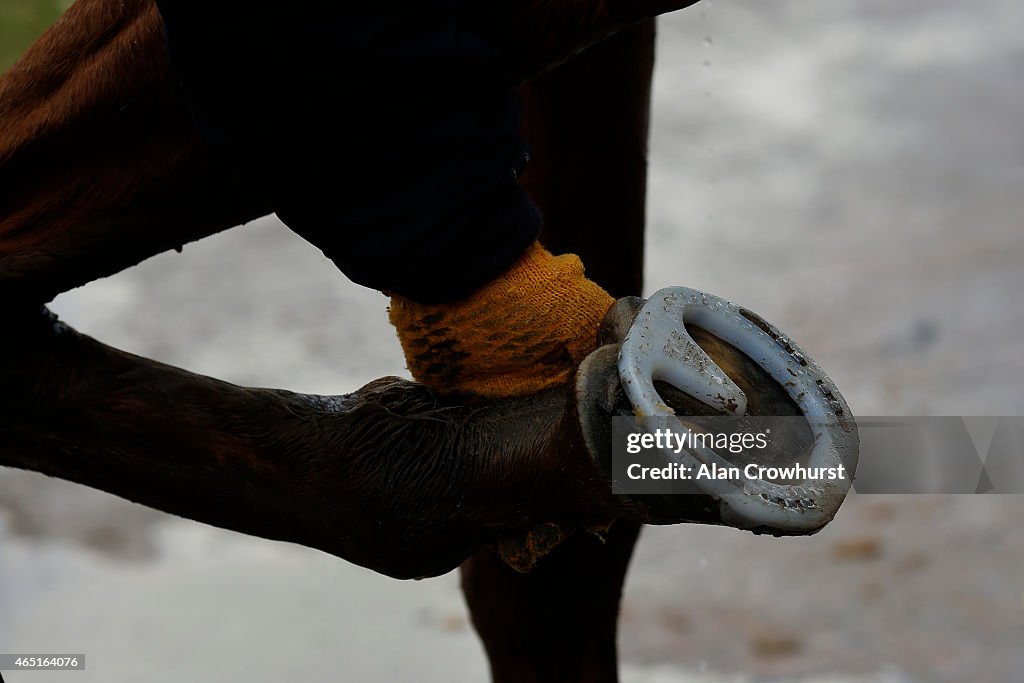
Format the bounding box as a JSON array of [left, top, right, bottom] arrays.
[[460, 19, 656, 683], [0, 0, 271, 307]]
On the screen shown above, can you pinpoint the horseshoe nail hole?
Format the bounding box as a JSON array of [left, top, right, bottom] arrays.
[[739, 308, 808, 367]]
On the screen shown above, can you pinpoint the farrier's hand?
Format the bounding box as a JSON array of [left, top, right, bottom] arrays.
[[389, 240, 614, 401]]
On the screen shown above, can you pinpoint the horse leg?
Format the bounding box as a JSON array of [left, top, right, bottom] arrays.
[[460, 19, 656, 682], [0, 0, 271, 308]]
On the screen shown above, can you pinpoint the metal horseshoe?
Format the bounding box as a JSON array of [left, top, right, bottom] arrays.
[[617, 287, 859, 532]]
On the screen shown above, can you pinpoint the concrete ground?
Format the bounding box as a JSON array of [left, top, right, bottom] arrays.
[[1, 1, 1023, 681]]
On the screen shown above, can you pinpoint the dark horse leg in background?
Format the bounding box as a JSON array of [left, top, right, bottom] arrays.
[[461, 21, 655, 683]]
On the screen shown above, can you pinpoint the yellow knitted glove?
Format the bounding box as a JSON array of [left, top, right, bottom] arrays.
[[389, 241, 614, 398]]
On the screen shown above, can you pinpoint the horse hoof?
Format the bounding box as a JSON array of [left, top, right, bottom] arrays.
[[576, 287, 859, 535]]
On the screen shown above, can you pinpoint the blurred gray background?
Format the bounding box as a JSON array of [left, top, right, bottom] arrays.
[[2, 0, 1023, 681]]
